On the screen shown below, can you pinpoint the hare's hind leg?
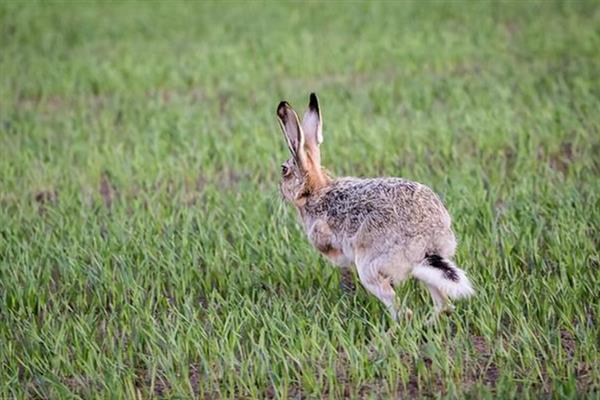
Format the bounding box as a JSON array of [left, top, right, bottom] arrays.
[[425, 284, 455, 324], [355, 253, 412, 321]]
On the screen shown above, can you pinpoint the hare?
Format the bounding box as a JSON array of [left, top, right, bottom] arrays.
[[276, 93, 474, 322]]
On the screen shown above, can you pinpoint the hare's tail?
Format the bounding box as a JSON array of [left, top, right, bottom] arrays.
[[412, 254, 474, 299]]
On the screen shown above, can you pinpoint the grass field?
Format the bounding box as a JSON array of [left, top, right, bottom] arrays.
[[1, 1, 600, 398]]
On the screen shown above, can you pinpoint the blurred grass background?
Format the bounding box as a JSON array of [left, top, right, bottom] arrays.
[[1, 1, 599, 398]]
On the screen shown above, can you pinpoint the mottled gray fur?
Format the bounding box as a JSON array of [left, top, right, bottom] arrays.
[[303, 177, 454, 256]]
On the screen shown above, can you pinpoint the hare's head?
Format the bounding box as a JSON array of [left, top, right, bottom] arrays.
[[276, 93, 329, 205]]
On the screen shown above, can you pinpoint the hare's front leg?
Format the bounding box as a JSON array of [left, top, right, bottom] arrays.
[[309, 220, 352, 268], [355, 254, 412, 321]]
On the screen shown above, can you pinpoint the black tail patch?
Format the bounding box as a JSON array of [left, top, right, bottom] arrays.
[[425, 254, 459, 282]]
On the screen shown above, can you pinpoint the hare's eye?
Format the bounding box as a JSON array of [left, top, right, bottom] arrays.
[[281, 164, 290, 176]]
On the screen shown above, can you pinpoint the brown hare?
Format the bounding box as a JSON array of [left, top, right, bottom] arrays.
[[276, 93, 474, 322]]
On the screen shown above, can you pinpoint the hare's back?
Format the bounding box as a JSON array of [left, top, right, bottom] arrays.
[[311, 177, 451, 236]]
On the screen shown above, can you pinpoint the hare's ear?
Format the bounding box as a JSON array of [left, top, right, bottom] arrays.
[[302, 93, 323, 165], [277, 101, 307, 166]]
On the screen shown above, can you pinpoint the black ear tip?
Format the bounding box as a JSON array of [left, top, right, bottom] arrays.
[[308, 93, 319, 110], [277, 101, 290, 118]]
